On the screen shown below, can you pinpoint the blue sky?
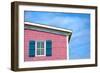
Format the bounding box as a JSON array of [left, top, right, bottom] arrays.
[[24, 11, 90, 59]]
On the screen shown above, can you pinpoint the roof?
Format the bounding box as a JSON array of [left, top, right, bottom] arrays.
[[24, 22, 72, 42]]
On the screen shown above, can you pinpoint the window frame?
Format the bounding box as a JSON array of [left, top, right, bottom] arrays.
[[35, 40, 46, 56]]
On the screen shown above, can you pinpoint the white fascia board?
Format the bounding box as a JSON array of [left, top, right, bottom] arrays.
[[24, 22, 72, 33]]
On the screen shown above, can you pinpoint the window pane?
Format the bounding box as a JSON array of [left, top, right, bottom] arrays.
[[37, 49, 44, 55], [41, 42, 44, 48], [37, 49, 41, 55], [37, 41, 41, 48], [40, 49, 44, 55], [37, 41, 44, 49]]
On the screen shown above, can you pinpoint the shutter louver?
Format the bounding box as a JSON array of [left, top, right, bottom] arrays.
[[29, 40, 35, 57], [46, 40, 52, 56]]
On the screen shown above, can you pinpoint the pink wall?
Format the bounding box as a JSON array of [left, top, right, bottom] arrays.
[[24, 29, 68, 61]]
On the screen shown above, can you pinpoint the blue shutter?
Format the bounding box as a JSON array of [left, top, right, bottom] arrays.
[[46, 40, 52, 56], [29, 40, 35, 57]]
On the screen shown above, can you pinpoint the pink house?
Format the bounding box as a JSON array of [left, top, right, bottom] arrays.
[[24, 22, 72, 61]]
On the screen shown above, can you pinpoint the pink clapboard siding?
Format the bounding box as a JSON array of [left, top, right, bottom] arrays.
[[24, 29, 68, 61]]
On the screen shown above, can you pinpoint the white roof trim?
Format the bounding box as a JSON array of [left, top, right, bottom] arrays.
[[24, 22, 72, 33]]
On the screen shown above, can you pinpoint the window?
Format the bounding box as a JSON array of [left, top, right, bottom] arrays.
[[36, 41, 45, 56], [29, 40, 52, 57]]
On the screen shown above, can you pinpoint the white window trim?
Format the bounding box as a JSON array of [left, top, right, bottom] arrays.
[[35, 40, 46, 56]]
